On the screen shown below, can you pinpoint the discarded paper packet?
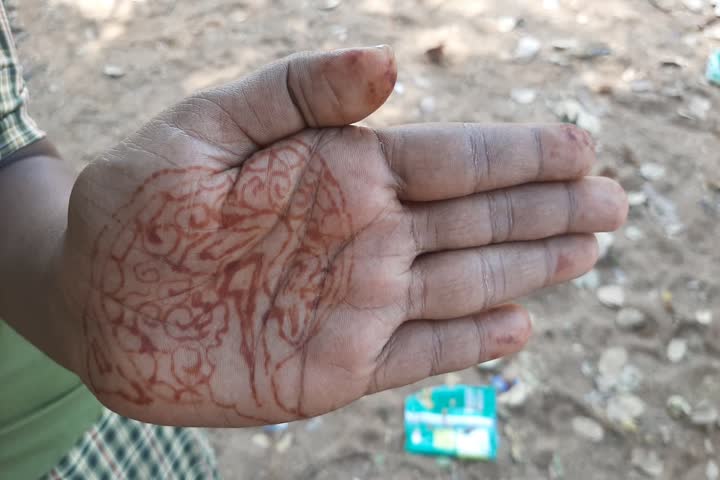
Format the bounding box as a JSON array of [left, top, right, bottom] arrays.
[[404, 385, 498, 460]]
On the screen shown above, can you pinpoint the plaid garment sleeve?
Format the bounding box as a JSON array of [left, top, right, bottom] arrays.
[[0, 3, 44, 166]]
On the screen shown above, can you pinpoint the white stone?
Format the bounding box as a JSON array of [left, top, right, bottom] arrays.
[[598, 347, 628, 378], [696, 309, 714, 325], [497, 16, 519, 33], [667, 338, 688, 363], [632, 449, 664, 477], [275, 433, 294, 453], [514, 36, 541, 61], [707, 460, 719, 480], [640, 163, 666, 181], [551, 38, 580, 51], [251, 433, 271, 449], [627, 191, 648, 206], [597, 285, 625, 308], [102, 64, 125, 78], [688, 96, 712, 120], [625, 226, 645, 241], [419, 96, 436, 113], [572, 416, 605, 442], [617, 308, 647, 330], [691, 401, 719, 426], [683, 0, 706, 12], [666, 395, 692, 418], [607, 394, 646, 425], [511, 88, 537, 104]]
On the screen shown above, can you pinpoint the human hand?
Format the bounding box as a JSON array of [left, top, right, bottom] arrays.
[[60, 46, 627, 425]]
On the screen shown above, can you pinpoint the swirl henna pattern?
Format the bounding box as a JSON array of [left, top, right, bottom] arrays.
[[83, 138, 354, 418]]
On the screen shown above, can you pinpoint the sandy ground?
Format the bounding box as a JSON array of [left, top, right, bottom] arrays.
[[12, 0, 720, 478]]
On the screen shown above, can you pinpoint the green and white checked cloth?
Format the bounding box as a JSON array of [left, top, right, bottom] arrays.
[[0, 2, 44, 164], [41, 409, 219, 480]]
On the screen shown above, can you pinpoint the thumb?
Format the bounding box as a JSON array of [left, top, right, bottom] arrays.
[[196, 45, 397, 147]]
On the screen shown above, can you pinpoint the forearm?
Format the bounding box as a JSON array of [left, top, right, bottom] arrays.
[[0, 138, 81, 373]]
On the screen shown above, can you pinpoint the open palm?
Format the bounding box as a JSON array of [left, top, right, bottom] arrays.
[[61, 46, 627, 426]]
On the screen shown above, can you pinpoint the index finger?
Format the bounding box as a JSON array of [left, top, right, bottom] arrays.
[[376, 123, 595, 202]]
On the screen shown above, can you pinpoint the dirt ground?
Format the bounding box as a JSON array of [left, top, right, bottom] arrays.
[[12, 0, 720, 478]]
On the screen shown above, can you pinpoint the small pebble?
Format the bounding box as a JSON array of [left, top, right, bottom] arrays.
[[617, 308, 647, 330], [691, 401, 719, 426], [667, 338, 688, 363], [696, 309, 713, 325], [683, 0, 705, 12], [420, 96, 436, 113], [275, 433, 294, 453], [607, 394, 646, 426], [514, 36, 541, 61], [666, 395, 692, 419], [627, 191, 648, 206], [640, 163, 666, 181], [497, 16, 519, 33], [630, 80, 654, 93], [102, 64, 125, 78], [319, 0, 342, 10], [511, 88, 537, 104], [572, 416, 605, 442], [625, 226, 645, 241], [553, 99, 601, 135], [618, 364, 644, 392], [708, 461, 719, 480], [598, 347, 628, 377], [551, 38, 580, 51], [631, 448, 664, 478], [251, 433, 271, 449], [597, 285, 625, 308], [659, 425, 672, 444], [444, 372, 461, 386]]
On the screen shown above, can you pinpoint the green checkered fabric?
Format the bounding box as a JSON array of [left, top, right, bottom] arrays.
[[0, 2, 44, 164], [41, 409, 219, 480]]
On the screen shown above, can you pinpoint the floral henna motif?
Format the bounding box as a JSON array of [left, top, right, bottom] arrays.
[[83, 137, 354, 417]]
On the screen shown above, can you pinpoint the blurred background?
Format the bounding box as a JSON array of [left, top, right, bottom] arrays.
[[11, 0, 720, 478]]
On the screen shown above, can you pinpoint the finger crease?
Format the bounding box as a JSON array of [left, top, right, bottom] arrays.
[[503, 190, 515, 241], [564, 182, 577, 232], [285, 61, 318, 128], [478, 251, 493, 310], [542, 239, 555, 287], [533, 128, 545, 181], [430, 323, 443, 377], [488, 192, 500, 243], [472, 317, 489, 363]]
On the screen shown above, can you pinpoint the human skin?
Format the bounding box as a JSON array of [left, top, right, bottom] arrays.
[[0, 46, 627, 426]]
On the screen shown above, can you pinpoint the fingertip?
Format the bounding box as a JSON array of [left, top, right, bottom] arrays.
[[576, 177, 629, 232], [478, 304, 533, 360], [607, 179, 629, 231], [323, 46, 397, 122], [492, 304, 533, 344], [548, 233, 599, 283], [543, 124, 597, 179]]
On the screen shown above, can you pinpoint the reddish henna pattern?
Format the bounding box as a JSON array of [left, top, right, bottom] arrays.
[[83, 138, 354, 418]]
